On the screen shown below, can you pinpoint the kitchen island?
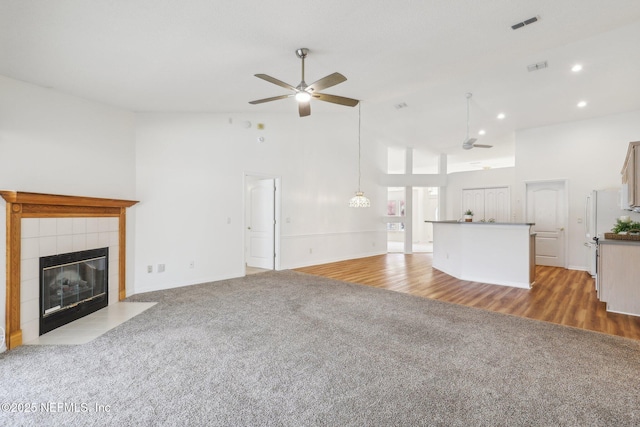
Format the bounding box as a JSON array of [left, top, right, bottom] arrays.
[[426, 220, 536, 289]]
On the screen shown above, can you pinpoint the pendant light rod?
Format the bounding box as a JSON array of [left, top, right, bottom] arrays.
[[466, 92, 472, 140], [357, 102, 362, 191], [349, 101, 370, 208]]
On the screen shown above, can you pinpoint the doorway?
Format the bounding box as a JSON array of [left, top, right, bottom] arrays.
[[386, 187, 437, 253], [412, 187, 437, 253], [244, 175, 280, 273], [526, 180, 567, 267], [386, 187, 406, 253]]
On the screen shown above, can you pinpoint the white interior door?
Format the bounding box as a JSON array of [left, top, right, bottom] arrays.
[[247, 178, 275, 269], [462, 189, 485, 220], [485, 187, 511, 222], [526, 181, 566, 267]]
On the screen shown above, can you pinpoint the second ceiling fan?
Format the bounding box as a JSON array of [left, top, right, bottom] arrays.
[[249, 48, 359, 117], [462, 93, 492, 150]]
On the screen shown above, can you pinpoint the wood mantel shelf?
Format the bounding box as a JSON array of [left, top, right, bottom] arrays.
[[0, 191, 138, 209], [2, 191, 139, 350]]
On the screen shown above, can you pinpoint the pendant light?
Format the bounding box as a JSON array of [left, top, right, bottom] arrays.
[[349, 103, 371, 208]]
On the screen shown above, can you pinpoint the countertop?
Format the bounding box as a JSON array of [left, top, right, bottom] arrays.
[[598, 237, 640, 245], [425, 220, 534, 226]]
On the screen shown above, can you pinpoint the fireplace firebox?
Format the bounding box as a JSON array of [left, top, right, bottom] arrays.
[[39, 247, 109, 335]]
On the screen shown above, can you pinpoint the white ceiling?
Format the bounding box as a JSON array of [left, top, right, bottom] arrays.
[[2, 1, 640, 170]]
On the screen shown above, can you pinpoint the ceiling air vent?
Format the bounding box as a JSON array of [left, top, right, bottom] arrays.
[[512, 16, 539, 30], [527, 61, 548, 72]]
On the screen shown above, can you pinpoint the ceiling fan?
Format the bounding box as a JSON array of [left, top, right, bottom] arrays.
[[249, 48, 359, 117], [462, 93, 492, 150]]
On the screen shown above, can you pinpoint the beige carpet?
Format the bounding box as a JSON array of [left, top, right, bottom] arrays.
[[1, 270, 639, 426]]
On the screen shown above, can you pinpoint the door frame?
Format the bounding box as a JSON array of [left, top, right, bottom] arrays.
[[524, 179, 569, 269], [243, 172, 281, 273]]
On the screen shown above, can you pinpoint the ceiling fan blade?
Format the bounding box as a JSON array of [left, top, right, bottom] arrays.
[[462, 137, 476, 148], [312, 93, 359, 107], [254, 74, 297, 91], [249, 94, 292, 105], [474, 144, 493, 148], [298, 101, 311, 117], [307, 72, 347, 93]]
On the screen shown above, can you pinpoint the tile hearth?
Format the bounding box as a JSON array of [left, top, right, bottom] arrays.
[[24, 302, 156, 345]]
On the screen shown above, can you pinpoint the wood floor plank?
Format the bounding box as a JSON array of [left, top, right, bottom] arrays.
[[295, 253, 640, 341]]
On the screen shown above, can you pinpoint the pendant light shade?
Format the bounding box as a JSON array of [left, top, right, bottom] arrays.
[[349, 103, 370, 208], [349, 191, 371, 208]]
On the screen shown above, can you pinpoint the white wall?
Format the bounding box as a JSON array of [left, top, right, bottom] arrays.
[[0, 75, 137, 339], [514, 109, 640, 270], [134, 111, 386, 293], [0, 76, 136, 198]]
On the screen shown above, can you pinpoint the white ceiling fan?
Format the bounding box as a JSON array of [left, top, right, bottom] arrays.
[[249, 48, 359, 117], [462, 93, 492, 150]]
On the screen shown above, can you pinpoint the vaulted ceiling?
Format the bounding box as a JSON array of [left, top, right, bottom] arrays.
[[2, 1, 640, 170]]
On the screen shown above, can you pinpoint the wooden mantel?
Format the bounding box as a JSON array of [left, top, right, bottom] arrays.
[[1, 191, 138, 349]]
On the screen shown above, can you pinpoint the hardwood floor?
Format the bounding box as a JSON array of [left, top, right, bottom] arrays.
[[295, 253, 640, 341]]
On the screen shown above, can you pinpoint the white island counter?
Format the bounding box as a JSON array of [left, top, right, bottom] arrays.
[[426, 221, 536, 289]]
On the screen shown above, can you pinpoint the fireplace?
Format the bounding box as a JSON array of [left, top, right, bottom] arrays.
[[40, 248, 109, 335], [1, 191, 138, 349]]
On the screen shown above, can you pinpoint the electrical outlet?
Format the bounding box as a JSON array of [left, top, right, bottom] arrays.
[[309, 248, 313, 254], [189, 261, 195, 269], [158, 264, 165, 273], [147, 265, 153, 273]]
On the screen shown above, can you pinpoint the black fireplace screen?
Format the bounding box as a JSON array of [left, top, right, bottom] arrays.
[[40, 247, 109, 335]]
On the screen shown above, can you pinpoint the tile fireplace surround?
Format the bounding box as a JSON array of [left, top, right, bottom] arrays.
[[1, 191, 138, 350]]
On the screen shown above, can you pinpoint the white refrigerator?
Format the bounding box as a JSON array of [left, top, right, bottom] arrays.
[[585, 188, 640, 276]]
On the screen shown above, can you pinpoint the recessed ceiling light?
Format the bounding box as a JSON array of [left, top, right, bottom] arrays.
[[571, 64, 583, 72], [478, 130, 486, 135], [497, 113, 506, 120], [577, 101, 587, 108]]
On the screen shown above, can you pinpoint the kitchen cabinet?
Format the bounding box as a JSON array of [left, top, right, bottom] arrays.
[[462, 187, 510, 222], [621, 141, 640, 208], [598, 239, 640, 316]]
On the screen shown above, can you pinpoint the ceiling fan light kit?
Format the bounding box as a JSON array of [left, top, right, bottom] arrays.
[[249, 48, 359, 117], [295, 91, 311, 102]]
